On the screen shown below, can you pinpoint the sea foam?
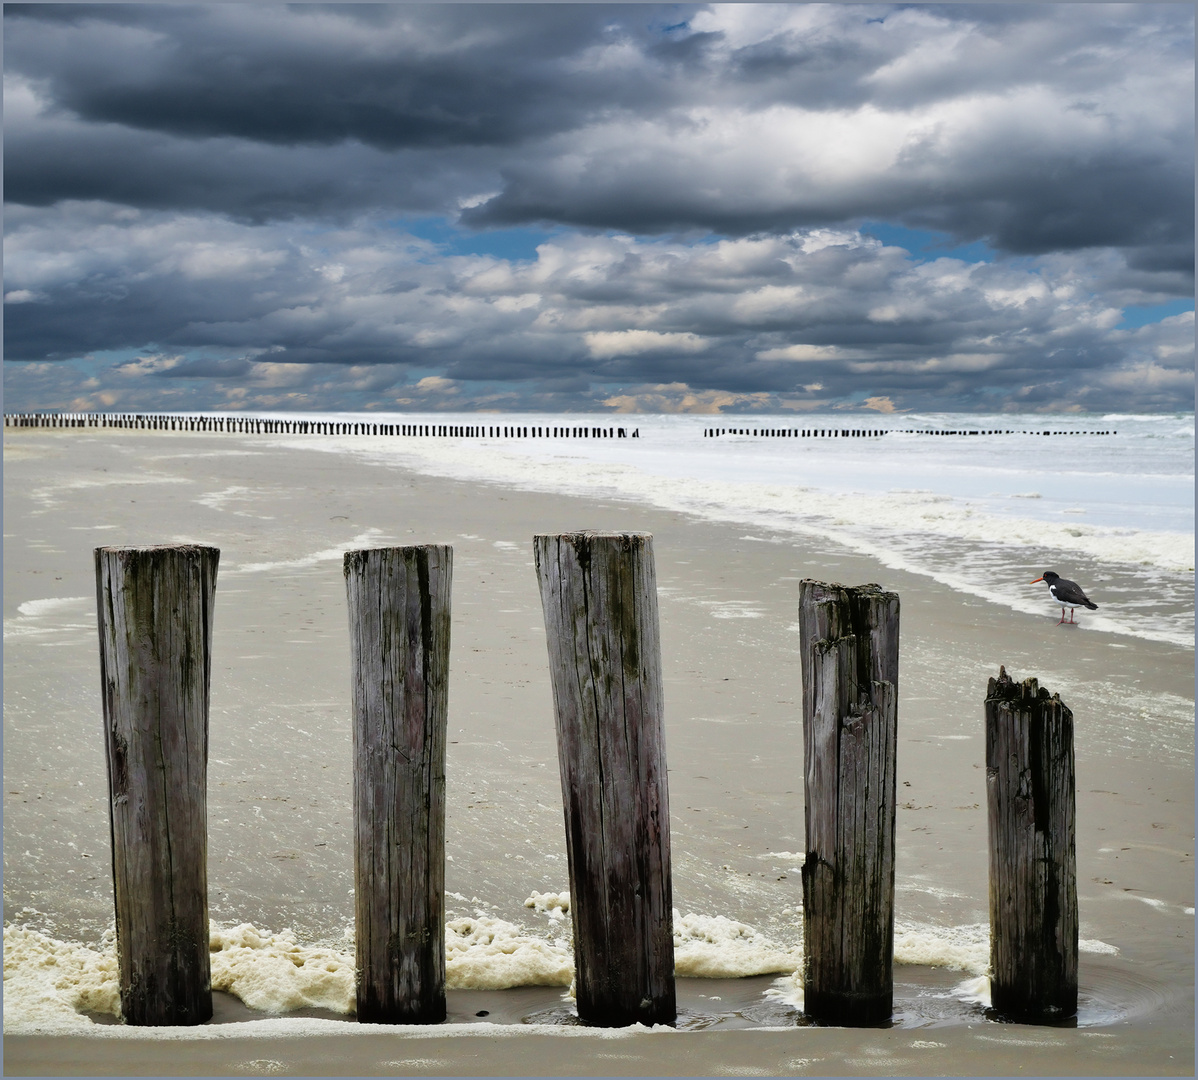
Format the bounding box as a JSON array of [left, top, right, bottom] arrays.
[[4, 909, 1120, 1033]]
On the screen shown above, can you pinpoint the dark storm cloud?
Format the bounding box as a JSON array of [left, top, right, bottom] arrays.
[[4, 3, 709, 159], [4, 4, 1193, 414], [5, 3, 1192, 265], [3, 3, 648, 148]]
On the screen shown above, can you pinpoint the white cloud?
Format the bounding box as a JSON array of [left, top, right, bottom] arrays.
[[602, 384, 771, 415], [585, 330, 710, 358], [756, 344, 844, 362], [4, 202, 1192, 413]]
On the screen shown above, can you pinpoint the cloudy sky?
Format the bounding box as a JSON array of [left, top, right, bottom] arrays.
[[4, 3, 1193, 415]]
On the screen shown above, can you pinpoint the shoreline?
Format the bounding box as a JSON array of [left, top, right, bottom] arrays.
[[3, 428, 1193, 1075]]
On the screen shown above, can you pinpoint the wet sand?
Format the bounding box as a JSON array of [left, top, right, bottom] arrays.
[[3, 428, 1193, 1075]]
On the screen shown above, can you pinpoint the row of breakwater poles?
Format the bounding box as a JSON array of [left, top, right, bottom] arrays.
[[95, 538, 1077, 1028], [6, 412, 1114, 439], [4, 412, 637, 438], [705, 427, 1116, 437]]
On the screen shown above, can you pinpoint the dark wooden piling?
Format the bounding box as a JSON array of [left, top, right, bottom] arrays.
[[984, 666, 1078, 1021], [797, 580, 899, 1025], [344, 545, 452, 1024], [533, 532, 675, 1027], [95, 544, 219, 1026]]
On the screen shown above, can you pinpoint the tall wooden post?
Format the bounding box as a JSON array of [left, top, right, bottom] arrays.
[[533, 532, 675, 1027], [984, 666, 1078, 1021], [344, 545, 451, 1024], [95, 544, 218, 1026], [798, 580, 899, 1025]]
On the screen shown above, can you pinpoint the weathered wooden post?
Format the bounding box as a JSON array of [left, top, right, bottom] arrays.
[[798, 580, 899, 1025], [533, 532, 675, 1027], [984, 666, 1078, 1021], [95, 544, 219, 1026], [344, 545, 451, 1024]]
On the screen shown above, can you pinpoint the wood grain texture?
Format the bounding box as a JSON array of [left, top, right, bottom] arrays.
[[798, 580, 899, 1026], [345, 545, 451, 1024], [985, 666, 1078, 1021], [533, 532, 675, 1027], [95, 544, 218, 1026]]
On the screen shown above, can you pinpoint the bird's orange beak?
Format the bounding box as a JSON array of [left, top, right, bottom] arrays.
[[1030, 577, 1044, 584]]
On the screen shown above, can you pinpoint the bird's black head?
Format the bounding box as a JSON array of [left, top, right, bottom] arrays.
[[1041, 571, 1060, 584]]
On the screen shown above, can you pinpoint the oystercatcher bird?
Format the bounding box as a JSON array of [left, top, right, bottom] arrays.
[[1031, 571, 1098, 625]]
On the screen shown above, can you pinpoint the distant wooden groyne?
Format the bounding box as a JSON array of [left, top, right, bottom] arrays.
[[705, 426, 888, 437], [900, 427, 1117, 436], [4, 413, 1116, 439], [2, 413, 638, 438], [705, 426, 1117, 437]]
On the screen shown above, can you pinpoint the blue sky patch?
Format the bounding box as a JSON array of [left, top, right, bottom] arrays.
[[860, 222, 996, 264], [397, 218, 559, 263], [1119, 299, 1195, 329]]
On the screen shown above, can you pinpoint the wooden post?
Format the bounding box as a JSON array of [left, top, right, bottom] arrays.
[[533, 532, 675, 1027], [984, 666, 1078, 1021], [344, 545, 451, 1024], [798, 580, 899, 1025], [95, 544, 218, 1026]]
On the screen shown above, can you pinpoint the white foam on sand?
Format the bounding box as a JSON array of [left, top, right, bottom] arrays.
[[15, 596, 91, 618], [209, 925, 356, 1014], [227, 529, 387, 574], [521, 893, 804, 978], [4, 595, 94, 640], [4, 913, 575, 1033], [672, 912, 801, 978], [523, 890, 571, 920], [764, 972, 804, 1011], [954, 974, 992, 1008], [894, 922, 990, 975], [893, 922, 1118, 978], [444, 915, 573, 990], [765, 931, 1121, 1015], [3, 925, 122, 1030], [2, 914, 1122, 1034], [938, 936, 1121, 1012]]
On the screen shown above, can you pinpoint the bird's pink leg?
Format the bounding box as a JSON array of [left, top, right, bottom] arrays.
[[1057, 608, 1068, 625], [1069, 608, 1077, 624]]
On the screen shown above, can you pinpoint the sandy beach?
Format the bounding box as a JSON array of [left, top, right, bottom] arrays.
[[3, 428, 1193, 1076]]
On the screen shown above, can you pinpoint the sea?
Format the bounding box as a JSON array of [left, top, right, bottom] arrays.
[[294, 409, 1195, 648], [3, 409, 1193, 1041]]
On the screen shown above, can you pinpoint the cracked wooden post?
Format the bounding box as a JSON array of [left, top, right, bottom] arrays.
[[798, 580, 899, 1025], [985, 666, 1078, 1021], [534, 532, 675, 1027], [345, 545, 451, 1024], [95, 544, 219, 1026]]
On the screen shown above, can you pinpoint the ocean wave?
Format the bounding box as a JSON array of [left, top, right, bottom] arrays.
[[296, 436, 1194, 574], [283, 427, 1192, 647]]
